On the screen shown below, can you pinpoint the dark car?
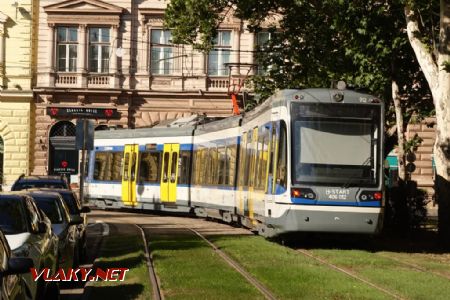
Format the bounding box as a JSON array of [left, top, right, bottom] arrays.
[[29, 189, 90, 262], [11, 175, 70, 191], [27, 191, 82, 269], [0, 193, 59, 300], [0, 229, 34, 300]]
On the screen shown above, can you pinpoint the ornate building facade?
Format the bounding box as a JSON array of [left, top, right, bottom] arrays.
[[33, 0, 264, 178], [0, 0, 38, 188]]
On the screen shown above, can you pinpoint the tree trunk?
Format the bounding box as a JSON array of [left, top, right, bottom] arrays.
[[405, 2, 450, 246], [435, 0, 450, 247], [392, 80, 406, 181]]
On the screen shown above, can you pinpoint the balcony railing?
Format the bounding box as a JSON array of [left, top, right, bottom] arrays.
[[55, 73, 77, 86], [88, 75, 110, 87]]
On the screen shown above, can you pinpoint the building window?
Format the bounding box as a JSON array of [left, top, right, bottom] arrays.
[[89, 27, 110, 73], [150, 30, 173, 75], [256, 31, 273, 74], [208, 30, 231, 76], [57, 27, 78, 72]]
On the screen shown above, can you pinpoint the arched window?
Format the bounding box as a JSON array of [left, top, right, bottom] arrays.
[[49, 121, 78, 176]]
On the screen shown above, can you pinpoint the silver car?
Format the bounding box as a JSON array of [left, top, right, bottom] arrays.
[[27, 191, 82, 270], [0, 193, 59, 300]]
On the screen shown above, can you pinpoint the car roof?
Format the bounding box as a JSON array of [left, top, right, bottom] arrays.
[[16, 175, 66, 182], [28, 188, 73, 194], [27, 191, 64, 199], [0, 192, 29, 201]]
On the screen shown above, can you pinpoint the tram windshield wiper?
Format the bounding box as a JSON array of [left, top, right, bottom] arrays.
[[341, 156, 373, 189]]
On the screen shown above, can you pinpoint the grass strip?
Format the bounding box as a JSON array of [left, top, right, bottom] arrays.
[[208, 235, 389, 300], [88, 228, 152, 300], [149, 232, 264, 300], [311, 248, 450, 300], [378, 251, 450, 277]]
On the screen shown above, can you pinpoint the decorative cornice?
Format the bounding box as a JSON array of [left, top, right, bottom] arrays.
[[44, 0, 123, 14], [44, 0, 123, 26]]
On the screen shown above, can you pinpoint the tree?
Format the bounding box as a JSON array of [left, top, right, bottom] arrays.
[[404, 0, 450, 245], [165, 0, 448, 243]]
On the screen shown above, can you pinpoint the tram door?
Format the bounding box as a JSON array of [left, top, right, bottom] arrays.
[[247, 127, 259, 220], [160, 144, 180, 204], [237, 133, 248, 216], [122, 144, 139, 206]]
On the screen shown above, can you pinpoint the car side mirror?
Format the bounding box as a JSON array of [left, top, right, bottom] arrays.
[[80, 206, 91, 213], [37, 222, 47, 234], [69, 215, 83, 225], [5, 257, 34, 275]]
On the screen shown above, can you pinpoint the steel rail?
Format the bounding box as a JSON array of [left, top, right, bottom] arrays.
[[136, 224, 163, 300], [189, 228, 278, 300], [297, 249, 405, 300]]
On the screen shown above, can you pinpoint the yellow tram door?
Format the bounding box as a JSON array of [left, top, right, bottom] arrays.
[[247, 127, 259, 221], [122, 144, 139, 206], [237, 133, 247, 216], [160, 143, 180, 204]]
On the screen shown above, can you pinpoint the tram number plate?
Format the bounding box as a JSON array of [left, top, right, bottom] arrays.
[[325, 188, 350, 200]]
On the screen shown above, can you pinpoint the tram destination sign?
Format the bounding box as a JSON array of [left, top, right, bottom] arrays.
[[47, 107, 120, 119]]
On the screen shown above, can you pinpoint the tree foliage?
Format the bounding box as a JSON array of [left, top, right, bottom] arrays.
[[165, 1, 434, 119]]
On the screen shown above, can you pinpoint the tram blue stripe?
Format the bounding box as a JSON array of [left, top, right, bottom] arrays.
[[291, 198, 381, 207]]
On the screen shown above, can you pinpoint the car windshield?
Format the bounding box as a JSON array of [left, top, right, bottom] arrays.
[[291, 102, 381, 187], [32, 196, 64, 224], [0, 199, 28, 234], [14, 182, 66, 190], [59, 193, 81, 214]]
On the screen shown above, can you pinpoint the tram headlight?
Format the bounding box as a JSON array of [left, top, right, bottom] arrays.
[[359, 191, 383, 201], [291, 188, 316, 199]]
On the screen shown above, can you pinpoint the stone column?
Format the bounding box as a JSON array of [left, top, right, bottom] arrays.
[[48, 24, 56, 86], [111, 25, 119, 74], [78, 24, 87, 73], [232, 28, 241, 75], [79, 24, 87, 88]]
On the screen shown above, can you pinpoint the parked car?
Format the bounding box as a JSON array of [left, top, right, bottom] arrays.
[[26, 191, 81, 270], [29, 189, 90, 262], [0, 193, 59, 299], [11, 175, 69, 191], [0, 229, 34, 300]]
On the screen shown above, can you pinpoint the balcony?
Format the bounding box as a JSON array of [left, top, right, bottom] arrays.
[[53, 72, 118, 89]]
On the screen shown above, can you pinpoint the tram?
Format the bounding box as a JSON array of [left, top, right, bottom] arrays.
[[86, 88, 385, 236]]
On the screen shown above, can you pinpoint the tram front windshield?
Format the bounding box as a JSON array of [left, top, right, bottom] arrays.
[[291, 103, 381, 187]]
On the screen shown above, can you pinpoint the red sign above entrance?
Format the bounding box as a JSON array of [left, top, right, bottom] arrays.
[[46, 107, 120, 119]]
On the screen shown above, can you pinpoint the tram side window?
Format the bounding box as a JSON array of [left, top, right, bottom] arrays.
[[268, 124, 276, 193], [238, 134, 247, 188], [276, 121, 287, 189], [192, 147, 202, 185], [139, 152, 160, 183], [94, 152, 108, 180], [210, 147, 219, 185], [178, 151, 191, 185], [256, 128, 269, 191], [225, 142, 237, 186], [94, 152, 122, 181], [244, 131, 252, 187], [218, 146, 226, 185], [110, 152, 122, 181]]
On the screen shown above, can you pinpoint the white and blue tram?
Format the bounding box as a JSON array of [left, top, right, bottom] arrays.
[[86, 88, 385, 236]]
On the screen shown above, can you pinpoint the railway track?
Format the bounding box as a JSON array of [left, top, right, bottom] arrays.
[[135, 224, 163, 300], [139, 224, 277, 300], [296, 249, 405, 300], [374, 252, 450, 281]]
